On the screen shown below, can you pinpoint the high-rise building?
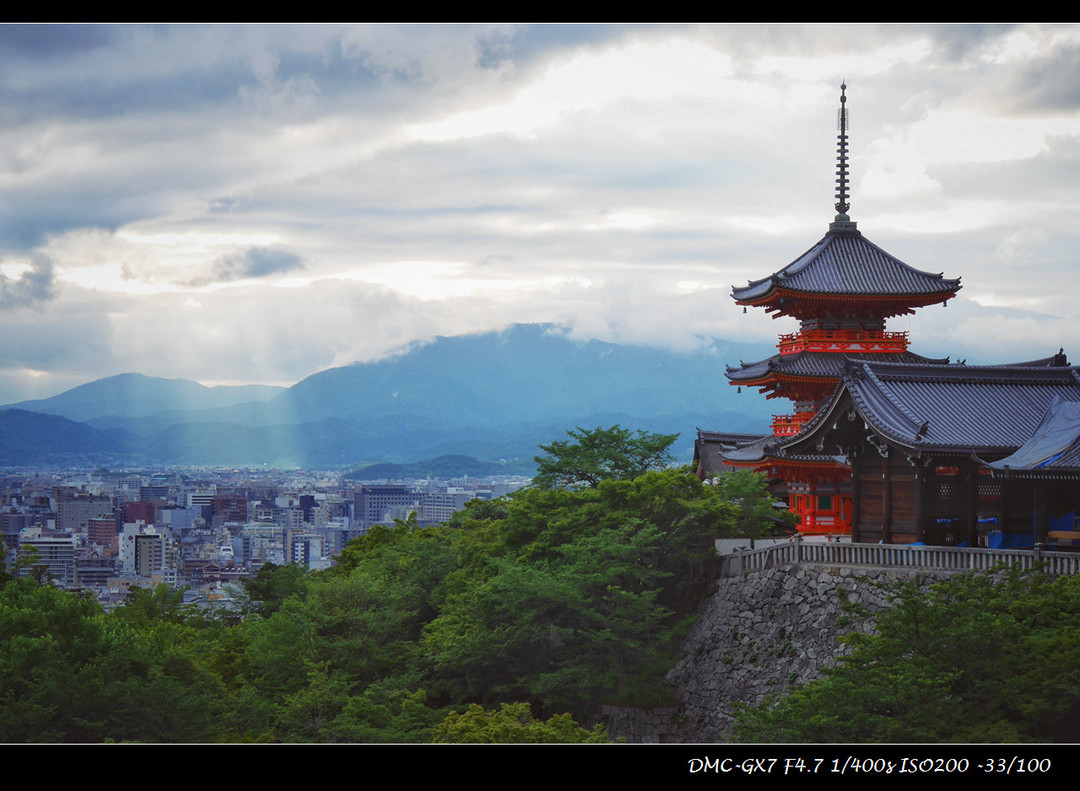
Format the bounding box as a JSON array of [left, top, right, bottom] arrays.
[[18, 527, 77, 585], [54, 490, 115, 534], [119, 523, 168, 577], [354, 485, 418, 529]]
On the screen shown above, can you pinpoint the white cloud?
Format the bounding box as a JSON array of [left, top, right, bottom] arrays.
[[0, 23, 1077, 403]]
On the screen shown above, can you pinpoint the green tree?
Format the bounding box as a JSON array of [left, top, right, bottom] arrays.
[[0, 577, 224, 742], [241, 561, 309, 616], [420, 469, 735, 715], [323, 685, 447, 743], [531, 425, 678, 489], [115, 584, 191, 625], [715, 469, 798, 537], [432, 702, 612, 743], [228, 517, 457, 741]]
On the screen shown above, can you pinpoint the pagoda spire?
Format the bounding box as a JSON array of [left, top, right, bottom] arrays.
[[831, 82, 857, 232]]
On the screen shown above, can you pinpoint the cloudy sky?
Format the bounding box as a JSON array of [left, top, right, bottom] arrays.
[[0, 23, 1078, 403]]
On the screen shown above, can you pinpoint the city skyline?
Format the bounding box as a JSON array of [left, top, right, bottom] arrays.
[[0, 23, 1077, 403]]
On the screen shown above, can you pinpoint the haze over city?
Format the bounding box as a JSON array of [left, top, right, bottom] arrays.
[[0, 23, 1077, 404]]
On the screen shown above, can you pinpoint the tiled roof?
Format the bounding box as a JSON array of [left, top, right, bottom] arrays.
[[812, 358, 1080, 455], [696, 429, 767, 444], [708, 355, 1080, 466], [726, 350, 949, 384], [732, 227, 961, 304], [718, 435, 775, 463], [694, 428, 842, 466], [695, 429, 769, 469], [721, 437, 847, 467]]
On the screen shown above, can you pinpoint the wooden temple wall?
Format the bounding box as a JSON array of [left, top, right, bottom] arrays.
[[854, 456, 1017, 547], [852, 455, 919, 544]]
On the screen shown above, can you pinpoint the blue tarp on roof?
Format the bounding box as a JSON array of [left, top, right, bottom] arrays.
[[988, 396, 1080, 470]]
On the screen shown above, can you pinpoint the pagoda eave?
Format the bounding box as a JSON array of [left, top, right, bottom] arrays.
[[724, 455, 850, 483], [759, 458, 852, 485], [729, 375, 838, 402], [737, 290, 957, 320]]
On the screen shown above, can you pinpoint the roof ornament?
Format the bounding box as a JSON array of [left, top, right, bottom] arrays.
[[831, 82, 857, 232]]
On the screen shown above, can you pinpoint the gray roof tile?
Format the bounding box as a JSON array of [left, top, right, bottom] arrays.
[[732, 228, 961, 303], [726, 350, 949, 383], [798, 358, 1080, 455]]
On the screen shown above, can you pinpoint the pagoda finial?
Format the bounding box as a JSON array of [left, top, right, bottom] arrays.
[[831, 81, 856, 232]]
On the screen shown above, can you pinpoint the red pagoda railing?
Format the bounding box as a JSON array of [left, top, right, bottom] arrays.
[[777, 328, 909, 355], [771, 412, 816, 436], [796, 512, 851, 535]]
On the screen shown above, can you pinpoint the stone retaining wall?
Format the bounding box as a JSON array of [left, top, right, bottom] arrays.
[[603, 563, 944, 742]]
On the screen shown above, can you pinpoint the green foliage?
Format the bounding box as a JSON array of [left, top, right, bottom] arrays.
[[221, 465, 736, 738], [714, 469, 798, 537], [432, 702, 612, 743], [532, 425, 678, 489], [0, 577, 224, 742], [15, 545, 51, 585], [322, 685, 447, 743], [0, 428, 790, 743], [419, 469, 732, 714], [734, 567, 1080, 743], [115, 583, 194, 626], [228, 517, 458, 741], [241, 561, 310, 616]]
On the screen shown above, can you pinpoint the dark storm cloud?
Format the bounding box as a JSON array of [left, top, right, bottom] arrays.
[[0, 185, 172, 252], [190, 246, 307, 286], [0, 24, 116, 56], [0, 25, 381, 127], [0, 32, 262, 123], [0, 194, 157, 250], [0, 24, 525, 253], [922, 24, 1017, 61], [997, 42, 1080, 114], [0, 253, 56, 308], [493, 24, 638, 65]]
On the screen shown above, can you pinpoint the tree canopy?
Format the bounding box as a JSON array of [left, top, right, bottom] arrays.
[[733, 566, 1080, 743], [0, 578, 225, 742], [531, 425, 678, 489], [432, 702, 612, 743], [715, 468, 798, 537], [0, 427, 802, 743]]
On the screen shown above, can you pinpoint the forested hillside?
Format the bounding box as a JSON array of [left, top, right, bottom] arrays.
[[5, 439, 1080, 742]]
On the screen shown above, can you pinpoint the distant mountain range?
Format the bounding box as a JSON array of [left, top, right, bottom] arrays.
[[5, 374, 283, 422], [344, 454, 537, 481], [0, 323, 773, 470]]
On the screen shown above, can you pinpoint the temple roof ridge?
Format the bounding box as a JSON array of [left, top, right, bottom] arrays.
[[732, 227, 962, 305], [843, 353, 1076, 384], [725, 349, 951, 383], [779, 356, 1080, 455], [732, 84, 961, 316]]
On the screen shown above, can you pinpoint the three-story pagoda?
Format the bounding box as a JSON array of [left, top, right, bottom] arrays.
[[722, 84, 962, 534]]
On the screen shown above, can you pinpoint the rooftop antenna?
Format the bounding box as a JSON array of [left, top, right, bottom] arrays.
[[831, 81, 857, 232]]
